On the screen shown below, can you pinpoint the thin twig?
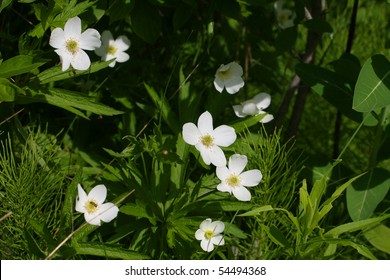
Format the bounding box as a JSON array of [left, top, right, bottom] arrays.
[[0, 108, 24, 127], [0, 212, 12, 222]]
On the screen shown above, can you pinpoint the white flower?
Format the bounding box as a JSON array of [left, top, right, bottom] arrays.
[[274, 0, 294, 29], [182, 111, 236, 167], [75, 184, 119, 226], [95, 30, 130, 68], [195, 218, 225, 252], [49, 16, 101, 71], [214, 62, 245, 94], [216, 154, 262, 201], [232, 92, 274, 123]]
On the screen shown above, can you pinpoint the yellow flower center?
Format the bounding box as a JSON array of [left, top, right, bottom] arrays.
[[205, 229, 214, 239], [85, 199, 99, 213], [66, 38, 79, 55], [201, 134, 214, 148], [226, 174, 241, 187], [217, 69, 232, 80], [107, 45, 117, 55]]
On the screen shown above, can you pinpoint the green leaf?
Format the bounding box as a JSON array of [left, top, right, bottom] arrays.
[[296, 63, 362, 122], [364, 224, 390, 254], [18, 88, 123, 117], [120, 203, 152, 219], [325, 239, 377, 260], [0, 78, 25, 102], [303, 19, 333, 34], [353, 54, 390, 112], [108, 0, 134, 24], [36, 59, 114, 84], [262, 224, 292, 248], [0, 55, 48, 78], [74, 242, 150, 259], [131, 1, 161, 44], [0, 0, 12, 14], [275, 26, 297, 55], [229, 114, 271, 133], [238, 205, 274, 216], [346, 168, 390, 221]]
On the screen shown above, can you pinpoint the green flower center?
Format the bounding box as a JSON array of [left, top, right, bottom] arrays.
[[85, 199, 99, 213], [226, 174, 241, 187], [217, 69, 232, 80], [205, 230, 214, 239], [66, 39, 79, 55], [201, 134, 214, 148], [107, 45, 117, 55]]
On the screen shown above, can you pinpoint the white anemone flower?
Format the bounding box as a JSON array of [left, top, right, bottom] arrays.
[[182, 111, 237, 167], [274, 0, 294, 29], [95, 30, 130, 68], [214, 61, 245, 94], [216, 154, 263, 201], [75, 184, 119, 226], [49, 16, 101, 71], [232, 92, 274, 123], [195, 218, 225, 252]]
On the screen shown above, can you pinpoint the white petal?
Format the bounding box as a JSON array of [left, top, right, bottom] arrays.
[[213, 77, 224, 93], [108, 60, 117, 68], [259, 113, 274, 123], [54, 49, 71, 71], [64, 16, 81, 39], [253, 92, 271, 110], [232, 105, 246, 118], [115, 51, 130, 63], [210, 221, 225, 234], [49, 28, 65, 49], [217, 183, 232, 194], [228, 62, 243, 76], [98, 203, 119, 223], [71, 49, 91, 70], [232, 186, 252, 201], [216, 166, 230, 181], [199, 218, 212, 231], [241, 100, 261, 116], [80, 28, 101, 50], [228, 154, 247, 174], [224, 76, 244, 94], [212, 125, 236, 147], [208, 145, 227, 167], [211, 235, 225, 246], [197, 111, 214, 135], [240, 170, 263, 186], [196, 144, 211, 165], [75, 184, 87, 213], [200, 238, 214, 252], [182, 123, 201, 145], [115, 35, 131, 51], [88, 184, 107, 204], [84, 212, 101, 226], [195, 229, 205, 240], [100, 30, 113, 45], [216, 63, 230, 72]]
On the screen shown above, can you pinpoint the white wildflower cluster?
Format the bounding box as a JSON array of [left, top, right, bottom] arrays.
[[49, 16, 130, 71], [185, 57, 275, 251]]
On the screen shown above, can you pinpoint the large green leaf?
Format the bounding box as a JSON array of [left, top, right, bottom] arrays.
[[346, 168, 390, 221], [0, 78, 25, 102], [353, 54, 390, 112], [364, 224, 390, 254], [0, 55, 48, 78]]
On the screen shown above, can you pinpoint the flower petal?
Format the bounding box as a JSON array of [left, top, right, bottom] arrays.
[[49, 28, 65, 49], [54, 49, 71, 71], [199, 218, 212, 231], [216, 166, 230, 181], [260, 113, 274, 123], [240, 169, 263, 186], [64, 16, 82, 39], [197, 111, 214, 135], [253, 92, 271, 110], [213, 77, 224, 93], [210, 221, 225, 234], [80, 28, 101, 50], [232, 186, 252, 201], [98, 202, 119, 223], [88, 184, 107, 204], [200, 238, 214, 252], [213, 125, 236, 147], [182, 123, 201, 145], [196, 144, 212, 165], [228, 62, 243, 76], [84, 211, 101, 226], [232, 104, 246, 118], [217, 182, 232, 194], [208, 145, 227, 167], [224, 75, 244, 94], [100, 30, 113, 45], [228, 154, 247, 174], [71, 49, 91, 70], [115, 51, 130, 63], [195, 229, 205, 240], [115, 35, 131, 51], [211, 235, 225, 246], [241, 100, 261, 116], [75, 184, 87, 213]]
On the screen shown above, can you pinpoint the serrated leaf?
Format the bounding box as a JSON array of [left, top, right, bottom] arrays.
[[0, 55, 48, 78], [353, 54, 390, 112]]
